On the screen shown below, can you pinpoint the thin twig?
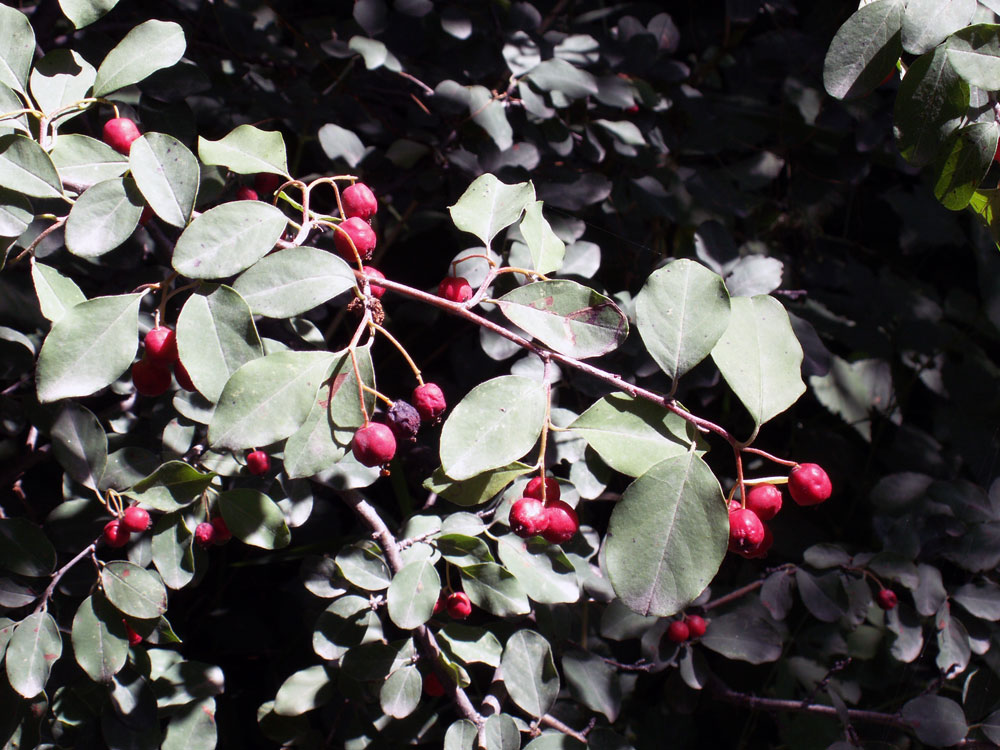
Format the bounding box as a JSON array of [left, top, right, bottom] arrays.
[[33, 542, 98, 614]]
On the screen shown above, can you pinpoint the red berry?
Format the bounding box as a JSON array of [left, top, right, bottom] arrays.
[[194, 522, 215, 547], [667, 620, 690, 643], [542, 500, 579, 544], [334, 217, 377, 261], [122, 620, 143, 646], [103, 117, 141, 155], [210, 516, 232, 544], [236, 186, 259, 201], [255, 173, 283, 196], [877, 589, 898, 610], [342, 182, 378, 220], [412, 383, 446, 422], [438, 276, 473, 303], [685, 614, 707, 638], [132, 357, 172, 397], [788, 463, 832, 506], [433, 594, 447, 615], [174, 360, 196, 392], [423, 672, 446, 697], [509, 497, 549, 538], [744, 524, 774, 559], [246, 450, 271, 476], [139, 206, 154, 226], [144, 326, 178, 365], [625, 104, 640, 113], [362, 266, 386, 299], [121, 506, 151, 533], [728, 507, 765, 555], [524, 476, 560, 503], [446, 591, 472, 620], [351, 422, 396, 466], [745, 483, 782, 521], [103, 520, 131, 548]]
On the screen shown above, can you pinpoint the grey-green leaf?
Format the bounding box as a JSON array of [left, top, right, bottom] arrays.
[[29, 50, 96, 122], [58, 0, 121, 29], [0, 6, 34, 95], [5, 612, 61, 698], [65, 177, 143, 258], [31, 261, 86, 323], [218, 488, 290, 550], [50, 134, 128, 188], [71, 594, 128, 683], [51, 401, 107, 490], [172, 201, 288, 279], [129, 461, 216, 512], [901, 695, 967, 747], [198, 125, 289, 176], [274, 665, 331, 716], [93, 20, 186, 97], [823, 0, 904, 100], [700, 602, 785, 664], [232, 247, 356, 317], [459, 563, 530, 616], [903, 0, 976, 55], [386, 558, 441, 630], [129, 133, 199, 228], [162, 698, 217, 750], [0, 134, 64, 198], [379, 665, 421, 719], [501, 630, 559, 717], [526, 58, 598, 98], [151, 512, 197, 589], [947, 23, 1000, 89], [101, 562, 169, 619], [497, 535, 579, 604], [449, 174, 535, 249], [519, 200, 564, 274]]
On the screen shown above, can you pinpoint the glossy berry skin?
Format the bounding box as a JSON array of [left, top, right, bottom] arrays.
[[334, 217, 377, 261], [246, 450, 271, 476], [103, 520, 131, 548], [667, 620, 690, 643], [438, 276, 473, 303], [144, 326, 178, 365], [542, 500, 579, 544], [446, 591, 473, 620], [525, 476, 560, 503], [132, 357, 172, 397], [685, 614, 707, 638], [728, 508, 765, 555], [412, 383, 446, 422], [745, 483, 782, 521], [194, 522, 215, 547], [423, 672, 446, 697], [352, 422, 397, 466], [123, 620, 143, 646], [877, 589, 898, 610], [121, 507, 151, 533], [386, 400, 421, 443], [210, 517, 232, 544], [509, 497, 549, 538], [362, 266, 386, 299], [236, 186, 259, 201], [103, 117, 141, 155], [744, 524, 774, 559], [174, 360, 196, 392], [788, 463, 833, 506], [342, 182, 378, 219], [433, 594, 447, 615], [255, 173, 283, 196]]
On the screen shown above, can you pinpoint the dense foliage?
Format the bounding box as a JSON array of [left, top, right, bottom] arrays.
[[4, 1, 1000, 748]]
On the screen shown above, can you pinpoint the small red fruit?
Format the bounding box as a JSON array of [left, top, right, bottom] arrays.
[[877, 589, 898, 610], [121, 506, 151, 533], [685, 614, 707, 638], [509, 497, 549, 538], [334, 217, 377, 261], [412, 383, 446, 422], [745, 483, 782, 521], [174, 360, 196, 392], [144, 326, 178, 365], [132, 357, 172, 397], [667, 620, 690, 643], [210, 516, 232, 544], [362, 266, 386, 299], [744, 524, 774, 559], [246, 450, 271, 476], [423, 672, 446, 697], [103, 520, 131, 548], [788, 463, 832, 506], [194, 522, 216, 547], [524, 476, 560, 503], [433, 594, 447, 615], [542, 500, 579, 544], [728, 507, 765, 555], [342, 182, 378, 220], [123, 620, 143, 646], [438, 276, 473, 303], [103, 117, 141, 155], [352, 422, 397, 466], [255, 173, 284, 196], [446, 591, 473, 620], [236, 186, 259, 201]]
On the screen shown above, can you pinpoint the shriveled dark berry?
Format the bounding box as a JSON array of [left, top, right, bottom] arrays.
[[387, 400, 421, 443]]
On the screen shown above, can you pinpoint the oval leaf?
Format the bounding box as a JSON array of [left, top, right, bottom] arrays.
[[519, 201, 564, 274], [58, 0, 122, 29], [51, 401, 108, 490], [0, 134, 63, 198], [31, 261, 86, 324], [129, 461, 216, 512], [947, 23, 1000, 90], [823, 0, 904, 100], [150, 512, 197, 589], [162, 698, 217, 750], [172, 201, 288, 279], [501, 630, 559, 717], [379, 665, 421, 719], [65, 177, 143, 258], [0, 6, 34, 95], [218, 488, 291, 550], [700, 602, 785, 664], [0, 518, 56, 577], [5, 612, 61, 698], [94, 20, 186, 97], [386, 558, 441, 630], [50, 134, 128, 189], [903, 0, 976, 56], [101, 561, 169, 619], [232, 246, 356, 317], [129, 133, 199, 228], [449, 174, 535, 248], [198, 124, 289, 176], [71, 594, 129, 683], [29, 49, 96, 121], [459, 563, 530, 616], [932, 123, 997, 211], [901, 695, 967, 747]]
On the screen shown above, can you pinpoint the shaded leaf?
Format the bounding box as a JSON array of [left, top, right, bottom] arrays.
[[218, 489, 290, 550], [51, 401, 107, 490]]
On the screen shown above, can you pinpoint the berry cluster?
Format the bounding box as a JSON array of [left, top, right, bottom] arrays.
[[102, 505, 151, 549], [666, 614, 708, 643], [508, 476, 580, 545], [433, 591, 473, 620], [131, 326, 195, 397], [352, 383, 448, 468]]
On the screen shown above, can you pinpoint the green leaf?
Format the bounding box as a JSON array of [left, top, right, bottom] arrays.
[[129, 461, 216, 512], [449, 174, 535, 249], [51, 401, 107, 490], [484, 714, 521, 750], [218, 488, 290, 550], [0, 6, 34, 95], [563, 651, 620, 722], [93, 20, 186, 96], [0, 186, 31, 237], [809, 356, 897, 441], [519, 201, 564, 274], [0, 84, 29, 136], [313, 595, 380, 660], [953, 581, 1000, 620], [0, 135, 64, 198], [438, 625, 503, 668], [232, 247, 356, 318], [274, 665, 332, 716], [468, 85, 513, 151], [569, 393, 693, 477], [931, 123, 997, 211], [459, 563, 530, 616], [901, 695, 967, 747], [424, 462, 533, 507], [379, 665, 421, 719], [700, 601, 785, 664], [151, 512, 197, 589], [440, 375, 547, 481], [795, 569, 846, 623], [0, 518, 56, 577], [437, 534, 496, 567], [35, 292, 144, 403], [386, 558, 440, 630], [634, 259, 732, 382], [348, 36, 402, 72], [70, 594, 129, 683], [65, 177, 143, 258], [494, 280, 628, 359], [336, 543, 391, 591], [101, 562, 169, 619], [176, 284, 263, 402], [129, 133, 199, 228], [29, 50, 96, 122], [823, 0, 904, 100], [606, 452, 727, 617], [31, 262, 86, 324], [947, 24, 1000, 89], [445, 720, 480, 750], [497, 534, 579, 604], [318, 124, 368, 168], [198, 125, 289, 176], [501, 630, 559, 717], [5, 613, 61, 698], [903, 0, 976, 55], [710, 295, 806, 428], [208, 350, 335, 450], [50, 134, 129, 188], [172, 201, 288, 279], [162, 698, 217, 750], [58, 0, 121, 29], [526, 58, 598, 98]]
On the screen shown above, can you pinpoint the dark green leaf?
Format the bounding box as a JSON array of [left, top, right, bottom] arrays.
[[5, 612, 61, 698], [218, 488, 290, 550], [51, 401, 107, 490], [501, 630, 559, 717], [129, 461, 216, 512], [0, 518, 57, 577], [823, 0, 904, 100], [101, 562, 169, 619], [901, 695, 967, 746], [71, 594, 129, 683]]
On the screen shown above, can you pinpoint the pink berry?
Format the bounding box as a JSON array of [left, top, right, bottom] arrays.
[[246, 450, 271, 476], [144, 326, 178, 365], [362, 266, 386, 299], [236, 186, 259, 201], [103, 117, 141, 155], [438, 276, 472, 303], [210, 517, 232, 544], [132, 357, 172, 397], [877, 589, 898, 610], [685, 614, 707, 638], [255, 173, 283, 196], [121, 507, 151, 533], [509, 497, 549, 538], [446, 591, 472, 619], [174, 360, 196, 392], [667, 620, 690, 643], [524, 476, 560, 503], [788, 463, 832, 506], [123, 620, 143, 646], [194, 522, 215, 547], [745, 483, 782, 521], [342, 182, 378, 220], [103, 520, 131, 548], [352, 422, 396, 466], [412, 383, 446, 422], [334, 217, 377, 261], [728, 508, 765, 555], [542, 500, 579, 544]]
